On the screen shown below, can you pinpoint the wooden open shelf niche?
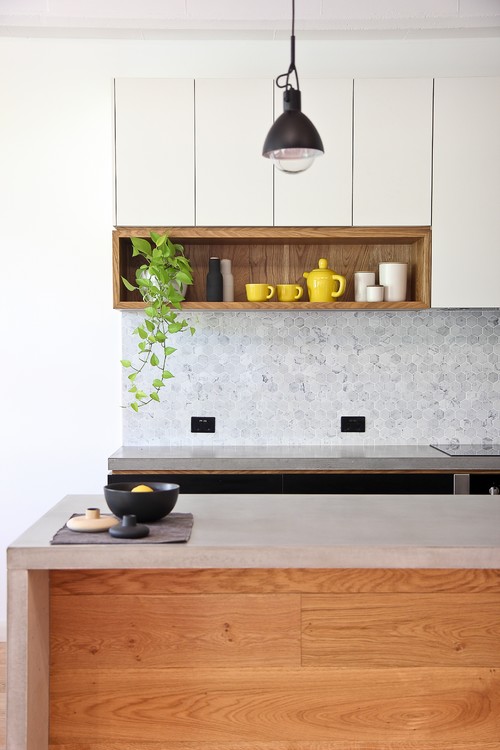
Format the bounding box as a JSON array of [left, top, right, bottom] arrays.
[[113, 226, 431, 310]]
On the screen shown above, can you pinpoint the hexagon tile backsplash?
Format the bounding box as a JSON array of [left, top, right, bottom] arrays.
[[122, 309, 500, 446]]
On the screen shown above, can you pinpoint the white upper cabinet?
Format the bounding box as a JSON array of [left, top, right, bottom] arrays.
[[432, 77, 500, 308], [114, 78, 195, 226], [353, 78, 433, 226], [195, 79, 273, 226], [274, 79, 353, 227]]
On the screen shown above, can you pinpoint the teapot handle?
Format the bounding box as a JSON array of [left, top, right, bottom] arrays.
[[331, 274, 346, 299]]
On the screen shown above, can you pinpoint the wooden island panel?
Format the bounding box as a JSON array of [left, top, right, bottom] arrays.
[[302, 593, 500, 667], [49, 568, 500, 750]]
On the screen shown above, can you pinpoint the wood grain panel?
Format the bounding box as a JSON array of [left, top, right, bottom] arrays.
[[302, 593, 500, 667], [50, 593, 300, 669], [49, 666, 500, 744], [50, 568, 500, 596], [48, 743, 500, 750], [114, 226, 431, 241]]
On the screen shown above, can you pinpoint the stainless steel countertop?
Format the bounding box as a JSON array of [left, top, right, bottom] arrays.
[[108, 445, 500, 472], [8, 493, 500, 570]]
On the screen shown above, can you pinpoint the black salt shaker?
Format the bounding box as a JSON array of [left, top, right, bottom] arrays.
[[206, 256, 223, 301]]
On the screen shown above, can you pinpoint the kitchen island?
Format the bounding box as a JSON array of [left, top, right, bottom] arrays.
[[7, 492, 500, 750]]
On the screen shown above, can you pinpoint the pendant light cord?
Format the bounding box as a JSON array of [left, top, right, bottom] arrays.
[[276, 0, 300, 96]]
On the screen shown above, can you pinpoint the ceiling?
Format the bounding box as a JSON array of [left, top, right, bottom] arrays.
[[1, 0, 499, 40]]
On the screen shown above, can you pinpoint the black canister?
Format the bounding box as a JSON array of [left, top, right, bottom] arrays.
[[206, 256, 223, 301]]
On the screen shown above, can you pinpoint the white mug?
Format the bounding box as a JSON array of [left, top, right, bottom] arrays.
[[379, 262, 407, 302], [366, 285, 384, 302], [354, 272, 376, 302]]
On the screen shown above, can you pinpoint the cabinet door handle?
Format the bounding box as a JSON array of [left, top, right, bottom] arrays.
[[453, 473, 470, 494]]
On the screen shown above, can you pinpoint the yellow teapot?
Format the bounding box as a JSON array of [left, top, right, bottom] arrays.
[[303, 259, 346, 302]]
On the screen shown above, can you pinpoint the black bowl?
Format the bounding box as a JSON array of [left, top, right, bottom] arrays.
[[103, 482, 179, 522]]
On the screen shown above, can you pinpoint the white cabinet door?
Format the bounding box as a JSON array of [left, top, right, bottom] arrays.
[[195, 79, 273, 226], [274, 79, 353, 227], [432, 77, 500, 308], [114, 78, 195, 226], [353, 78, 433, 226]]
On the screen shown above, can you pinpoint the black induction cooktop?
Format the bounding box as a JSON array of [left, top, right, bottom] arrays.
[[430, 444, 500, 456]]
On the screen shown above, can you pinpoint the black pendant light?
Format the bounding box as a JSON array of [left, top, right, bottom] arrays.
[[262, 0, 324, 174]]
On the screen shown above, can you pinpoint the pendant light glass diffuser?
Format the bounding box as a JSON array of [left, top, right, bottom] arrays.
[[262, 0, 324, 173]]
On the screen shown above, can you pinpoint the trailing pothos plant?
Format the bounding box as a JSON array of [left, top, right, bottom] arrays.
[[120, 232, 195, 411]]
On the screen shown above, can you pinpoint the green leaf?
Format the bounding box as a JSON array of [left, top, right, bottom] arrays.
[[137, 327, 148, 339], [136, 390, 147, 401], [144, 306, 156, 318], [168, 322, 183, 334], [152, 378, 164, 388], [175, 271, 192, 285], [131, 401, 139, 412], [128, 372, 137, 381], [150, 353, 159, 367], [145, 319, 155, 332], [148, 334, 157, 343], [121, 276, 136, 292], [138, 341, 147, 352], [136, 276, 151, 288], [163, 371, 174, 380], [164, 346, 176, 356], [150, 392, 160, 402], [155, 234, 167, 248], [190, 327, 196, 336], [131, 237, 152, 255], [155, 330, 166, 343], [128, 385, 137, 393], [120, 359, 131, 367]]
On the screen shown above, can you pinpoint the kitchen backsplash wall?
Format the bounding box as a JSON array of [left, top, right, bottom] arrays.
[[122, 309, 500, 446]]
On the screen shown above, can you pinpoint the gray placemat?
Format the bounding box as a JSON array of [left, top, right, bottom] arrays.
[[50, 513, 193, 544]]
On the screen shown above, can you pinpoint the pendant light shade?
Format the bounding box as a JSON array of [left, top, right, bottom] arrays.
[[263, 89, 324, 173], [262, 0, 324, 174]]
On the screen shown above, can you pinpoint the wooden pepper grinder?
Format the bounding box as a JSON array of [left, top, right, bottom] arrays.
[[221, 258, 234, 302]]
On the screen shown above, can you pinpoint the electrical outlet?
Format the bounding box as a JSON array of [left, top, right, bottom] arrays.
[[341, 416, 366, 433], [191, 416, 216, 433]]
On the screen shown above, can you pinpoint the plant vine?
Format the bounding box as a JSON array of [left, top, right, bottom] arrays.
[[120, 232, 195, 411]]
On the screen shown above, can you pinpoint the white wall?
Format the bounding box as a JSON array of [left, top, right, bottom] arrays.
[[1, 35, 500, 636]]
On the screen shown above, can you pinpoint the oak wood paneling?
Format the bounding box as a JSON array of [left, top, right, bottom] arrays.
[[50, 593, 300, 669], [49, 666, 500, 744], [48, 569, 500, 749], [48, 744, 500, 750], [302, 593, 500, 667], [50, 568, 500, 596]]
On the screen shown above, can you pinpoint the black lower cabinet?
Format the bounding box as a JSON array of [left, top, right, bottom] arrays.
[[107, 473, 283, 493], [282, 473, 454, 494], [107, 472, 500, 494]]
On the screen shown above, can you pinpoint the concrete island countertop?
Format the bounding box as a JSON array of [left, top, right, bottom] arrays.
[[8, 492, 500, 569], [108, 444, 500, 472]]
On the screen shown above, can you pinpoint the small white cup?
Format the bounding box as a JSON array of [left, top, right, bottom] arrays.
[[379, 262, 407, 302], [366, 285, 385, 302], [354, 271, 376, 302]]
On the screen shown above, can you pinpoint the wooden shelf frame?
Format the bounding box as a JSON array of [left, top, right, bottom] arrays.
[[113, 226, 431, 311]]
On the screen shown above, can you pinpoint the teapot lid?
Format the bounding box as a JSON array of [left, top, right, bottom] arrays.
[[306, 258, 334, 277]]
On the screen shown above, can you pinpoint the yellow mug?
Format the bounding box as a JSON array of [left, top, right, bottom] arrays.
[[277, 284, 304, 302], [246, 283, 275, 301]]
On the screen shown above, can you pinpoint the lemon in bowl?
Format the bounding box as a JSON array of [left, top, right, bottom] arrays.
[[103, 482, 179, 522]]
